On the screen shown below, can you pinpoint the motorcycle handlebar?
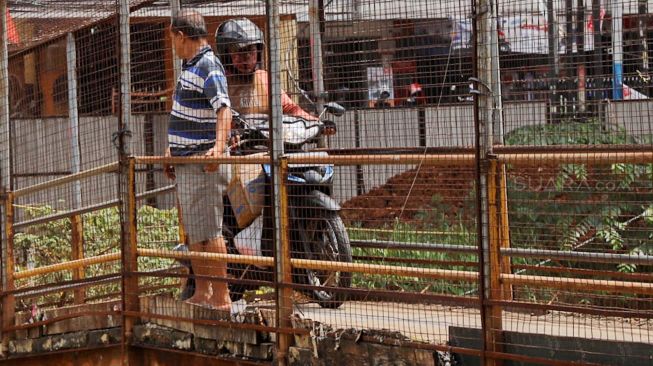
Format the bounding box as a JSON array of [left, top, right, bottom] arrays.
[[228, 103, 344, 150]]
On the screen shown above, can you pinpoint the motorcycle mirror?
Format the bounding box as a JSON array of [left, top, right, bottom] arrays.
[[323, 102, 346, 117]]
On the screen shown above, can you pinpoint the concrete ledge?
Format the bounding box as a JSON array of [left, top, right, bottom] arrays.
[[132, 323, 274, 361], [290, 317, 437, 366], [5, 327, 121, 358]]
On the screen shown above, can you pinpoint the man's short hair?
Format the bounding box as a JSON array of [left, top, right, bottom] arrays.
[[171, 10, 207, 39]]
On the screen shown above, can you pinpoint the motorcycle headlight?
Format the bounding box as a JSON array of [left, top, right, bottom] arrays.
[[303, 169, 323, 184], [321, 165, 334, 183]]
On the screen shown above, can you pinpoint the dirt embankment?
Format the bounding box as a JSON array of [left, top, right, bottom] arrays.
[[340, 164, 645, 229], [341, 166, 476, 228]]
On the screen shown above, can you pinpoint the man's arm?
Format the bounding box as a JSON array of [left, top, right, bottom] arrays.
[[256, 70, 318, 120], [204, 107, 232, 172], [203, 60, 231, 172], [281, 91, 318, 120]]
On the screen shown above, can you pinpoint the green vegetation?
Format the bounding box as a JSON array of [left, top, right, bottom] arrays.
[[505, 121, 653, 272], [504, 120, 653, 305], [14, 205, 181, 306], [504, 119, 641, 146], [347, 120, 653, 305], [347, 199, 478, 295]]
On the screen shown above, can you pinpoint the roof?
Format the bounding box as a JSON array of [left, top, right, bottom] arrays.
[[130, 0, 473, 21], [10, 0, 653, 21], [7, 0, 154, 53], [9, 0, 145, 19], [7, 0, 651, 55]]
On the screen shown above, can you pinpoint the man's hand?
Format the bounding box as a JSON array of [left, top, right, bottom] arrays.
[[323, 120, 337, 136], [229, 134, 241, 150], [203, 146, 222, 173], [164, 147, 176, 180]]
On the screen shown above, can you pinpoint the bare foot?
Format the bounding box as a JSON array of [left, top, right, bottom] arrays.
[[185, 283, 231, 312]]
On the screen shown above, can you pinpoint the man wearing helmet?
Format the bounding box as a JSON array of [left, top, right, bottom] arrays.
[[215, 18, 317, 120]]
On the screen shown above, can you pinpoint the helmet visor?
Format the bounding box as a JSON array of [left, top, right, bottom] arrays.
[[228, 43, 258, 55]]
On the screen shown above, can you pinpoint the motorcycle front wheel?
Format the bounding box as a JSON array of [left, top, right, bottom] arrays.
[[295, 212, 352, 309]]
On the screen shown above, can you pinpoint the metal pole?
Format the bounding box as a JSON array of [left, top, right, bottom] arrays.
[[170, 0, 181, 80], [638, 0, 649, 96], [489, 3, 504, 144], [565, 0, 574, 64], [547, 0, 560, 122], [475, 0, 503, 363], [477, 2, 493, 155], [169, 0, 183, 244], [0, 0, 9, 193], [611, 0, 623, 99], [577, 0, 586, 113], [547, 0, 561, 76], [592, 0, 603, 103], [119, 3, 132, 137], [498, 164, 512, 300], [352, 0, 361, 20], [0, 0, 13, 348], [117, 0, 134, 363], [67, 33, 82, 208], [267, 0, 292, 364], [67, 33, 86, 304], [309, 0, 326, 147]]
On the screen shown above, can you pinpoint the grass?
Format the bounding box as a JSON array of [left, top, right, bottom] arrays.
[[346, 221, 478, 296]]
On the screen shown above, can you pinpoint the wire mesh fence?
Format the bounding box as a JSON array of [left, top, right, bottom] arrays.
[[0, 0, 652, 365]]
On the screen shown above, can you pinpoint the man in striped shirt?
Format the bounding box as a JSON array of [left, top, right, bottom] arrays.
[[166, 10, 232, 311]]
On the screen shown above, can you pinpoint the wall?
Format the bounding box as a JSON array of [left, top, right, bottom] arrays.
[[606, 99, 653, 139], [10, 114, 171, 215]]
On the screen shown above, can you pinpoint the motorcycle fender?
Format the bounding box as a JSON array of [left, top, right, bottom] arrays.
[[305, 190, 341, 211]]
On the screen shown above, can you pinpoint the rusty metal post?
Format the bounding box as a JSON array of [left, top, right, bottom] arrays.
[[267, 0, 293, 363], [178, 218, 187, 245], [487, 160, 504, 339], [1, 193, 15, 349], [277, 158, 293, 366], [121, 158, 139, 360], [498, 164, 512, 300], [71, 215, 86, 304]]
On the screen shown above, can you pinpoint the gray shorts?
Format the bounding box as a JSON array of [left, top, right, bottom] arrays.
[[176, 161, 231, 244]]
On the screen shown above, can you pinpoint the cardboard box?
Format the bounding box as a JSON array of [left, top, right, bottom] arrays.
[[227, 165, 265, 229]]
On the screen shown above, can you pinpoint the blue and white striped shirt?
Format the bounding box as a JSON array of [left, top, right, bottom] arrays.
[[168, 46, 231, 156]]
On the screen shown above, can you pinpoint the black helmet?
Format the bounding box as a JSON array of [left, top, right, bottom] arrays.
[[215, 18, 264, 72]]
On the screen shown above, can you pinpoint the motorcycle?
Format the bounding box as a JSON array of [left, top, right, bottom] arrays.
[[178, 102, 352, 309]]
